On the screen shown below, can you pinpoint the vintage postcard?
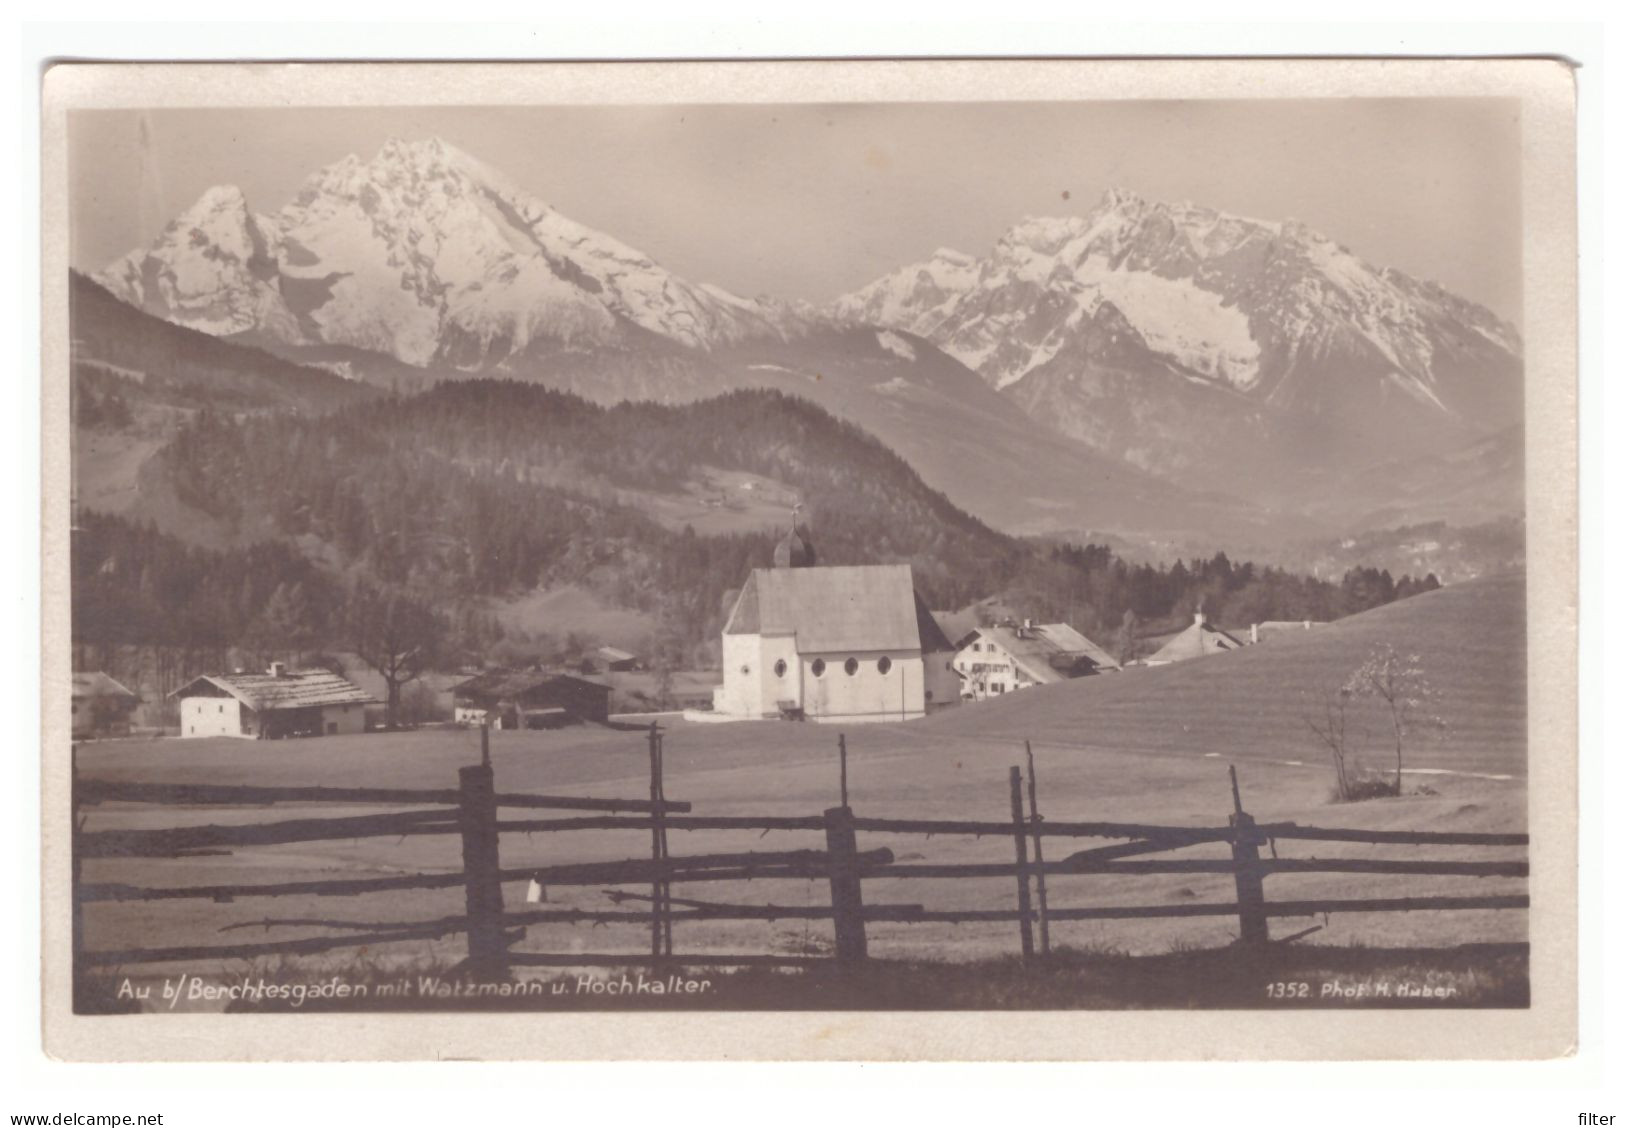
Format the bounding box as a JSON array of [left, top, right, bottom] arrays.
[[39, 58, 1577, 1061]]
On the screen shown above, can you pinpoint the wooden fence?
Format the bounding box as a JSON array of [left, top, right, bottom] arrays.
[[72, 727, 1530, 981]]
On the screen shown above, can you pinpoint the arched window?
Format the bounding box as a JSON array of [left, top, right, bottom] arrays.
[[811, 659, 826, 677], [774, 659, 787, 678], [877, 656, 892, 675]]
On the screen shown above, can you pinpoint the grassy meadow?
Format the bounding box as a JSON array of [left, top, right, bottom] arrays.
[[74, 571, 1528, 1001]]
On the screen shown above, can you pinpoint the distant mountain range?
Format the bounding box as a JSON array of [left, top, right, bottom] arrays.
[[89, 137, 1524, 538], [833, 189, 1523, 500]]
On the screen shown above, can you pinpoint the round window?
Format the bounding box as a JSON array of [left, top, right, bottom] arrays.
[[740, 664, 751, 675], [774, 659, 787, 678], [811, 659, 826, 677], [877, 656, 892, 675], [844, 657, 859, 676]]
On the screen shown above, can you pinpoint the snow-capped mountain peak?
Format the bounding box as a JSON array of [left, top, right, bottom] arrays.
[[833, 186, 1518, 402], [97, 136, 805, 367], [830, 187, 1522, 484]]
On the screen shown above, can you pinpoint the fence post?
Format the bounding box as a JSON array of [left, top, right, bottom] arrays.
[[838, 733, 848, 807], [1227, 765, 1269, 950], [458, 761, 508, 980], [649, 723, 672, 959], [1008, 766, 1035, 959], [823, 805, 868, 962], [1025, 742, 1051, 956]]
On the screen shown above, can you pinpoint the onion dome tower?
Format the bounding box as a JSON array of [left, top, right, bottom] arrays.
[[772, 503, 816, 568]]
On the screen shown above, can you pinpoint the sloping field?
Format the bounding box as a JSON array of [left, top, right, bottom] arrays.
[[922, 569, 1528, 781]]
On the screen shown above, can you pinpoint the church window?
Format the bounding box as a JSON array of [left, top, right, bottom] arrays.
[[877, 656, 892, 674], [844, 658, 859, 676], [774, 659, 787, 678], [811, 659, 825, 677]]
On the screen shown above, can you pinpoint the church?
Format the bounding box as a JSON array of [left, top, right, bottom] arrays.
[[707, 518, 960, 723]]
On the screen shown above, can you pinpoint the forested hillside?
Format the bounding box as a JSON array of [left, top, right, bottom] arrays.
[[71, 271, 378, 416], [77, 381, 1448, 672]]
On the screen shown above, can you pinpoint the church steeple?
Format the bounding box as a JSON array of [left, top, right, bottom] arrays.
[[773, 503, 816, 568]]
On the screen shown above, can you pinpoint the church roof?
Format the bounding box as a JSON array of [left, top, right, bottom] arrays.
[[724, 564, 950, 654]]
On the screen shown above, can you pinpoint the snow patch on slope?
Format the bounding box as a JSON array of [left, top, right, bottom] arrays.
[[1074, 262, 1262, 390], [875, 330, 917, 361]]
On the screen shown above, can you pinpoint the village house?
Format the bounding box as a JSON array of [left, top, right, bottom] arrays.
[[451, 671, 612, 729], [952, 620, 1121, 702], [706, 521, 959, 723], [1248, 619, 1323, 643], [170, 663, 374, 739], [588, 646, 641, 673], [1142, 611, 1247, 666], [72, 672, 139, 739]]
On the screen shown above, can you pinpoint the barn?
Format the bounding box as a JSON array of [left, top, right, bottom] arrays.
[[591, 646, 641, 673], [72, 672, 139, 738], [451, 671, 612, 729], [170, 663, 374, 739], [708, 522, 959, 723]]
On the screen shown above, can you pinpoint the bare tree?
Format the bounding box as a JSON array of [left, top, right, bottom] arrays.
[[348, 586, 442, 730], [1304, 681, 1356, 801], [1346, 645, 1441, 793]]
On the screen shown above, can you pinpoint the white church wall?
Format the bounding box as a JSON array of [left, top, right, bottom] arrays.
[[755, 634, 803, 716], [714, 633, 764, 717], [800, 649, 924, 723]]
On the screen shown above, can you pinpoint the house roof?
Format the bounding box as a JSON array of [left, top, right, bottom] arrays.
[[451, 671, 611, 700], [1145, 618, 1246, 664], [724, 564, 952, 654], [72, 672, 138, 700], [975, 623, 1121, 682], [169, 669, 374, 710]]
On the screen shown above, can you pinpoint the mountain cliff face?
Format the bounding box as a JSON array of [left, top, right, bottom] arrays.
[[834, 189, 1523, 493]]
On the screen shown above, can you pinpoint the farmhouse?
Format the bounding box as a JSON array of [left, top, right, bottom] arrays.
[[590, 646, 641, 673], [708, 524, 959, 723], [952, 621, 1121, 702], [1142, 611, 1247, 666], [451, 671, 612, 729], [1248, 619, 1323, 643], [170, 663, 374, 739], [72, 672, 139, 738]]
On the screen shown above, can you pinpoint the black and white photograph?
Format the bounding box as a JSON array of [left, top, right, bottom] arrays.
[[37, 59, 1578, 1060]]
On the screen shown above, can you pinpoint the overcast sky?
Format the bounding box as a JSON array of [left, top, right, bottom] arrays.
[[69, 100, 1523, 324]]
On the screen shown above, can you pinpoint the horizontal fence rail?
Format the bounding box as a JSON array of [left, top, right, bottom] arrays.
[[78, 848, 898, 904], [77, 778, 693, 814], [71, 729, 1531, 981]]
